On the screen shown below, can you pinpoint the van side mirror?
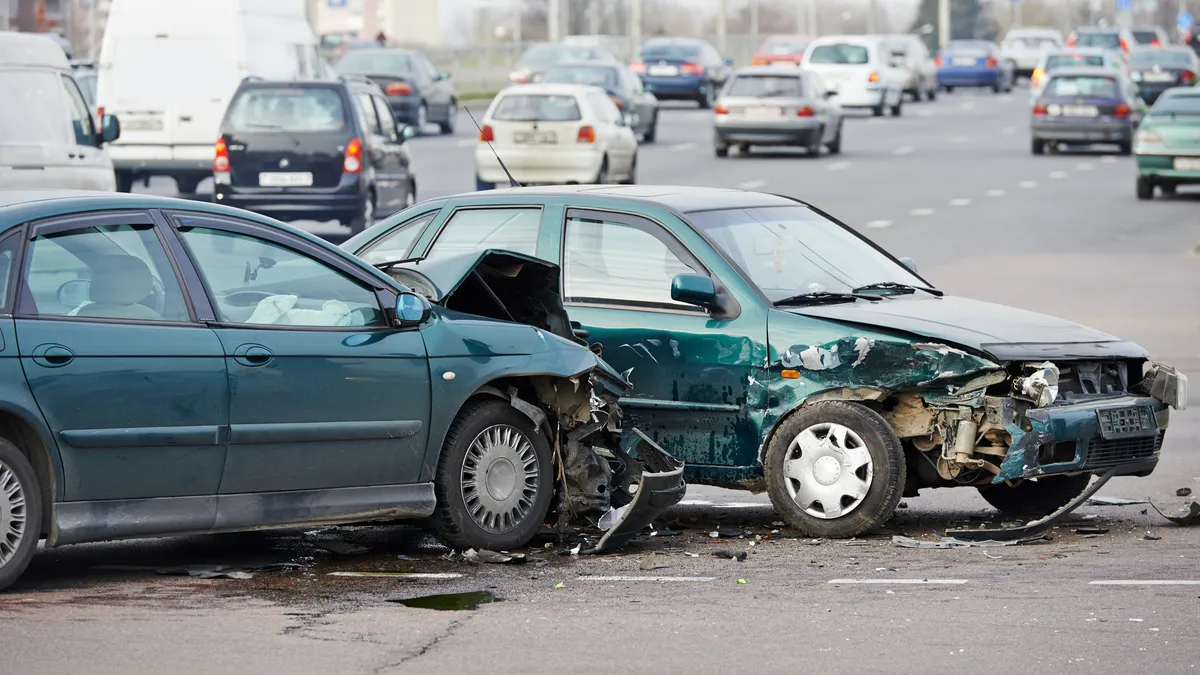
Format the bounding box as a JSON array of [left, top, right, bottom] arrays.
[[394, 291, 431, 327], [99, 113, 120, 145], [399, 125, 418, 142], [670, 273, 718, 310], [824, 89, 838, 99], [900, 257, 918, 274]]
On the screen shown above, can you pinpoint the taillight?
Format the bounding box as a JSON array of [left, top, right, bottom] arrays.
[[1066, 34, 1077, 46], [714, 103, 729, 115], [986, 56, 997, 68], [1184, 70, 1197, 84], [680, 62, 705, 75], [629, 61, 646, 73], [1113, 103, 1130, 118], [509, 71, 530, 83], [751, 56, 768, 65], [868, 71, 880, 83], [796, 105, 814, 117], [1151, 39, 1162, 47], [385, 81, 412, 96], [577, 125, 596, 143], [1033, 103, 1048, 116], [609, 95, 623, 110], [213, 138, 229, 173], [479, 124, 494, 142], [343, 137, 362, 173], [97, 105, 105, 119], [1031, 68, 1043, 87], [933, 55, 942, 67], [1120, 38, 1129, 53]]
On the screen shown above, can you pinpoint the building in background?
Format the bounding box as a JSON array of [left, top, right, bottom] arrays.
[[311, 0, 439, 47]]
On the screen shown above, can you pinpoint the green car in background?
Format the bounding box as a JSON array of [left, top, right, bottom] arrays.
[[1135, 87, 1200, 199]]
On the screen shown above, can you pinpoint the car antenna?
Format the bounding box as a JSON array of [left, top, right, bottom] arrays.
[[464, 106, 521, 188]]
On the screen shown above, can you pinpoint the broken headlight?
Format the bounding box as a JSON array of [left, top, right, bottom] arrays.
[[1143, 364, 1188, 411], [1012, 361, 1060, 408]]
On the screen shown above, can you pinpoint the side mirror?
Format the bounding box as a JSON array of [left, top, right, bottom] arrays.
[[399, 125, 418, 142], [824, 89, 838, 99], [899, 257, 918, 274], [670, 273, 718, 310], [724, 57, 734, 66], [99, 113, 120, 144], [394, 291, 431, 327]]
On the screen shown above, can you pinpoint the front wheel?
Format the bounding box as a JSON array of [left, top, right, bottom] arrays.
[[765, 401, 905, 538], [438, 101, 456, 135], [431, 400, 554, 552], [0, 439, 42, 592], [1032, 138, 1046, 155], [1136, 175, 1154, 200], [976, 474, 1092, 517]]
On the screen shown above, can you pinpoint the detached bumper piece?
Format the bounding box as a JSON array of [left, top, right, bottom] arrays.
[[588, 429, 685, 554], [947, 467, 1118, 541]]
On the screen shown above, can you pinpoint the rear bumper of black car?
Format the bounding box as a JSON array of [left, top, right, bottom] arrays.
[[215, 180, 365, 223]]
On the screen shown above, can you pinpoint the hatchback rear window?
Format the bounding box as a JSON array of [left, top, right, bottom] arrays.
[[808, 44, 869, 64], [1131, 50, 1193, 68], [1132, 30, 1160, 44], [227, 88, 347, 132], [1045, 76, 1118, 98], [640, 43, 702, 61], [1046, 54, 1105, 68], [491, 94, 582, 122], [1074, 33, 1121, 49], [761, 38, 808, 55], [727, 75, 804, 97]]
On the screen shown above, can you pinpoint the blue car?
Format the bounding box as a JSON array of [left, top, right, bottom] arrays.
[[937, 40, 1014, 93], [631, 37, 732, 109]]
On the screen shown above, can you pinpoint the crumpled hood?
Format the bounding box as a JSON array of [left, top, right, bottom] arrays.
[[785, 294, 1147, 361]]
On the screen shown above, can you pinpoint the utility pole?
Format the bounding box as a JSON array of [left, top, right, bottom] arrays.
[[588, 0, 601, 35], [807, 0, 818, 36], [548, 0, 560, 41], [716, 0, 727, 54], [750, 0, 759, 47], [630, 0, 642, 54], [938, 0, 950, 47], [867, 0, 878, 33], [89, 0, 97, 59], [1013, 0, 1023, 27]]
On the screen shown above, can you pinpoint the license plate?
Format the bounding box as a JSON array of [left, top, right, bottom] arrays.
[[1174, 157, 1200, 171], [744, 106, 782, 118], [1062, 105, 1099, 117], [648, 65, 679, 76], [258, 171, 313, 187], [1143, 72, 1175, 82], [513, 130, 556, 144], [953, 57, 978, 66], [1096, 406, 1154, 440], [123, 118, 164, 131]]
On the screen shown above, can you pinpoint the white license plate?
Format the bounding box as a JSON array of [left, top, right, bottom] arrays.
[[648, 65, 679, 76], [258, 171, 313, 187], [123, 118, 164, 131], [744, 106, 782, 118], [1062, 105, 1099, 117], [1143, 72, 1175, 82], [513, 130, 556, 144], [953, 57, 978, 66], [1174, 157, 1200, 170]]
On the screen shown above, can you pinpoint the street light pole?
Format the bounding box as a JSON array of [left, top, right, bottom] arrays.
[[938, 0, 950, 48], [867, 0, 878, 33], [716, 0, 727, 54], [630, 0, 641, 55]]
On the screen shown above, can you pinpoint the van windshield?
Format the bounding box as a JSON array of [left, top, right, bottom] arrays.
[[226, 88, 347, 132], [0, 71, 70, 144]]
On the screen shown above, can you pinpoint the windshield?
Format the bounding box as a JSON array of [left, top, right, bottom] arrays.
[[1074, 32, 1121, 49], [337, 51, 413, 74], [520, 44, 609, 67], [640, 42, 702, 61], [808, 44, 869, 65], [491, 94, 582, 122], [541, 66, 620, 90], [1047, 53, 1106, 68], [727, 74, 804, 97], [761, 38, 808, 55], [1150, 93, 1200, 115], [1045, 75, 1118, 98], [226, 88, 347, 132], [686, 206, 925, 301], [1131, 50, 1193, 68], [1132, 30, 1161, 44]]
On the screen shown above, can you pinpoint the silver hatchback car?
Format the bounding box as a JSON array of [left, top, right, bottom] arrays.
[[713, 66, 844, 158]]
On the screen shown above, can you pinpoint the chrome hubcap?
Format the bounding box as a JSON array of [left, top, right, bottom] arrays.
[[0, 462, 27, 566], [784, 422, 873, 519], [461, 425, 539, 533]]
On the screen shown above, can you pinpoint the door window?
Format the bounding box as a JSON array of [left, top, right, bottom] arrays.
[[371, 95, 399, 140], [60, 74, 95, 145], [0, 233, 20, 313], [425, 208, 541, 260], [356, 92, 382, 135], [563, 214, 701, 309], [587, 91, 618, 124], [177, 224, 384, 328], [23, 223, 189, 321], [358, 211, 437, 264], [0, 70, 70, 144]]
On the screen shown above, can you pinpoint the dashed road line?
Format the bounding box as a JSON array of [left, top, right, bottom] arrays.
[[1101, 155, 1118, 163], [678, 499, 712, 506], [949, 198, 971, 206], [455, 139, 476, 148], [671, 142, 697, 151], [961, 101, 977, 110], [866, 220, 893, 229], [951, 135, 968, 144], [738, 179, 767, 190], [986, 189, 1006, 197], [827, 161, 851, 171], [893, 145, 914, 155], [1049, 170, 1068, 179], [578, 576, 718, 582], [1088, 580, 1200, 586], [828, 579, 969, 585], [909, 207, 935, 216], [1019, 180, 1039, 188], [1077, 162, 1094, 171]]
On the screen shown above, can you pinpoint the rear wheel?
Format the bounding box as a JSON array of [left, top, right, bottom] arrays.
[[1031, 139, 1046, 155], [1136, 175, 1155, 200], [416, 103, 428, 134], [175, 176, 201, 195], [404, 181, 417, 208], [890, 95, 903, 117], [438, 101, 456, 135], [642, 111, 658, 143], [115, 170, 134, 193], [976, 474, 1092, 517], [1118, 140, 1132, 156], [594, 157, 609, 184], [872, 100, 886, 117], [714, 144, 729, 158], [826, 121, 843, 155], [0, 438, 42, 592], [347, 190, 375, 234], [925, 84, 937, 101]]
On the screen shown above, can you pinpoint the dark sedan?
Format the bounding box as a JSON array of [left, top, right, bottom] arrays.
[[507, 43, 618, 85], [541, 61, 660, 142], [631, 37, 732, 108], [336, 48, 458, 135], [1129, 47, 1199, 104], [1031, 66, 1146, 155]]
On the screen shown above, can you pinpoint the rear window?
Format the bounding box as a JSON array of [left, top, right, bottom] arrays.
[[0, 71, 69, 144], [337, 51, 413, 74], [1132, 30, 1160, 44], [1046, 53, 1105, 68], [1005, 36, 1059, 48], [519, 44, 609, 67], [727, 74, 804, 97], [808, 44, 869, 65], [541, 66, 620, 90], [760, 38, 808, 55], [491, 94, 582, 122], [1074, 33, 1121, 49], [226, 88, 347, 133], [945, 41, 993, 56], [1045, 75, 1118, 98], [640, 42, 702, 60], [1131, 50, 1193, 68], [1151, 93, 1200, 114]]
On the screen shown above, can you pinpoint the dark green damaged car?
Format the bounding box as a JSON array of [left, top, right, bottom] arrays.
[[347, 185, 1189, 539]]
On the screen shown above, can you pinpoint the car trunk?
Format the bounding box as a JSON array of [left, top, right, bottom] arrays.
[[359, 73, 415, 97], [226, 131, 348, 188], [719, 96, 811, 118], [1153, 116, 1200, 150], [489, 118, 590, 155]]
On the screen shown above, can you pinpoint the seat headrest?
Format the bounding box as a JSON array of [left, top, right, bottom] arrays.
[[90, 255, 153, 306]]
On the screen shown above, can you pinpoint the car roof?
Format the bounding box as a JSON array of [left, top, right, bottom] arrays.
[[1049, 46, 1109, 54], [454, 185, 801, 213], [1043, 65, 1121, 78], [496, 83, 603, 96], [0, 32, 70, 69], [1074, 27, 1123, 34], [732, 65, 808, 76]]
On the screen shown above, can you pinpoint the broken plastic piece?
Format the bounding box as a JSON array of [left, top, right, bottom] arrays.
[[1087, 496, 1149, 506], [1013, 362, 1060, 407], [1177, 487, 1193, 498], [1149, 500, 1200, 526], [946, 467, 1117, 541], [1074, 527, 1109, 535], [464, 549, 527, 564], [712, 548, 748, 561], [892, 534, 1052, 549], [327, 572, 464, 579]]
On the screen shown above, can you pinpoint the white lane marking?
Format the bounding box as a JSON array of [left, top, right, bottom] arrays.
[[1001, 126, 1016, 135], [455, 139, 476, 148], [1049, 170, 1068, 179], [671, 142, 696, 151], [827, 161, 851, 171], [986, 189, 1006, 197], [1101, 155, 1117, 163], [949, 198, 971, 206], [866, 220, 893, 229], [1019, 180, 1038, 188], [578, 576, 717, 582], [829, 579, 969, 585], [866, 118, 884, 125], [951, 135, 968, 144], [1077, 162, 1094, 171], [893, 145, 914, 155], [909, 207, 935, 216], [327, 572, 464, 579], [738, 179, 767, 190], [1089, 580, 1200, 586], [961, 101, 976, 110], [917, 109, 933, 117], [713, 502, 767, 509]]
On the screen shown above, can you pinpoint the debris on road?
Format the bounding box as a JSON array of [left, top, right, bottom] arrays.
[[1087, 496, 1149, 506], [1143, 534, 1162, 541], [639, 552, 669, 570], [464, 549, 527, 564], [327, 572, 464, 579], [1149, 500, 1200, 526], [392, 591, 499, 610], [1177, 487, 1193, 497], [712, 548, 748, 561], [892, 534, 1052, 549], [554, 582, 565, 589], [314, 541, 370, 556], [156, 565, 255, 580], [1074, 527, 1110, 535], [736, 579, 748, 584], [947, 467, 1116, 541]]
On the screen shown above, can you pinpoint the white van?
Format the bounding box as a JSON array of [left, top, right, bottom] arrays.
[[97, 0, 321, 194], [0, 33, 120, 191]]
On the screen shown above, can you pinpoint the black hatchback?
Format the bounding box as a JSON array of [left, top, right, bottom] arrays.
[[214, 76, 418, 234]]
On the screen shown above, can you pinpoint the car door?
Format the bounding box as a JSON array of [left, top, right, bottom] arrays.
[[587, 91, 635, 174], [166, 210, 431, 496], [58, 72, 114, 191], [369, 93, 413, 214], [354, 91, 403, 216], [14, 210, 229, 506], [558, 208, 767, 468]]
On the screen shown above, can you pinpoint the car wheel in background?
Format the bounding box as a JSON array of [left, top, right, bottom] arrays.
[[1136, 176, 1154, 200], [765, 401, 905, 539], [0, 438, 42, 592], [806, 127, 823, 158], [826, 121, 843, 155], [405, 182, 416, 208], [620, 153, 637, 184], [175, 176, 200, 195], [925, 84, 937, 101], [643, 112, 658, 143], [890, 94, 902, 117], [872, 100, 885, 117], [714, 144, 729, 158], [347, 190, 375, 234], [944, 85, 955, 93], [1161, 183, 1176, 195], [594, 157, 609, 184], [416, 103, 428, 135], [439, 102, 456, 135], [431, 399, 555, 552], [976, 474, 1092, 516], [1031, 139, 1045, 155], [1118, 141, 1132, 156], [115, 170, 134, 193], [699, 83, 715, 110]]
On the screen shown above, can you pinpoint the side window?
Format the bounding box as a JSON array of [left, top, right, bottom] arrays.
[[563, 214, 702, 310], [177, 223, 385, 328], [23, 222, 189, 322], [0, 233, 20, 313], [358, 211, 438, 264], [356, 92, 382, 135], [588, 92, 617, 123], [420, 56, 440, 82], [372, 96, 399, 140], [426, 208, 541, 260], [60, 75, 95, 145]]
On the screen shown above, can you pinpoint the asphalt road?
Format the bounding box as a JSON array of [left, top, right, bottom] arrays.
[[8, 87, 1200, 674]]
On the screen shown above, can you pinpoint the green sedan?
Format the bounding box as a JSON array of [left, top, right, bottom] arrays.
[[1135, 86, 1200, 199]]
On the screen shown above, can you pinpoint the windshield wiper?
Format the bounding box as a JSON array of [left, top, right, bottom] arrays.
[[774, 292, 880, 306], [852, 281, 943, 297]]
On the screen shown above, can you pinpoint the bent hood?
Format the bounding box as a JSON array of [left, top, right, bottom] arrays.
[[786, 294, 1147, 361]]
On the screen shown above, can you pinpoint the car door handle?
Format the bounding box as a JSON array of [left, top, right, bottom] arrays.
[[32, 343, 75, 368], [232, 344, 273, 367]]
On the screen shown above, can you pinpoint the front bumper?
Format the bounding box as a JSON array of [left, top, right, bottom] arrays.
[[714, 119, 821, 146], [590, 429, 685, 553], [1032, 118, 1133, 143]]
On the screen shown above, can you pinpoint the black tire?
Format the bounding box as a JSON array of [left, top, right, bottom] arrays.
[[175, 176, 201, 195], [925, 85, 937, 102], [806, 127, 823, 158], [1136, 175, 1154, 200], [764, 401, 905, 539], [872, 101, 885, 117], [115, 170, 134, 193], [430, 400, 554, 552], [944, 85, 955, 93], [347, 190, 375, 234], [642, 111, 657, 143], [1118, 141, 1132, 156], [714, 144, 728, 158], [826, 121, 843, 155], [890, 97, 902, 117], [1161, 182, 1177, 195], [0, 438, 43, 592], [438, 101, 456, 135], [976, 474, 1092, 517], [1032, 139, 1045, 155]]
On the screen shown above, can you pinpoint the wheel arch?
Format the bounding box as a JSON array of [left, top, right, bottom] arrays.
[[0, 406, 59, 541], [757, 387, 891, 468]]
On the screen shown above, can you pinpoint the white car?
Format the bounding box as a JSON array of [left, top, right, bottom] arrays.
[[802, 35, 906, 117], [881, 34, 938, 101], [474, 83, 638, 189], [1001, 27, 1064, 77]]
